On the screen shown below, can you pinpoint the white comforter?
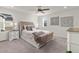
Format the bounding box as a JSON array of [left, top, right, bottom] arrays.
[[21, 29, 50, 48]]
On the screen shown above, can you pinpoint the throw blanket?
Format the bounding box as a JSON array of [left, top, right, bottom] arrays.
[[32, 31, 45, 44], [32, 31, 53, 45]]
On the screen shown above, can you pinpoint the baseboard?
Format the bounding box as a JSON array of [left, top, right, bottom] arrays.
[[54, 35, 67, 40]]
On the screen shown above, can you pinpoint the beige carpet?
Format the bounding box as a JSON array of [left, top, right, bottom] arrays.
[[0, 36, 66, 53]]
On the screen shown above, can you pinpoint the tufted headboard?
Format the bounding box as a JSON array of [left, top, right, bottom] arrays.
[[19, 21, 35, 37]]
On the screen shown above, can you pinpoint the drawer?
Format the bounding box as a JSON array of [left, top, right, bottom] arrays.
[[0, 32, 8, 41], [69, 32, 79, 44], [9, 31, 19, 41], [71, 43, 79, 53]]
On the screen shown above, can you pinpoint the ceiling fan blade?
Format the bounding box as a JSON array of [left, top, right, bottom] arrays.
[[38, 8, 43, 11], [42, 9, 50, 10]]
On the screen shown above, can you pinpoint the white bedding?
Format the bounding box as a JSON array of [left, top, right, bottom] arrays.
[[21, 29, 51, 48], [22, 29, 50, 34]]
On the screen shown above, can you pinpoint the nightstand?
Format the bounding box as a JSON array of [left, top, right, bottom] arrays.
[[9, 30, 19, 41], [0, 31, 8, 41]]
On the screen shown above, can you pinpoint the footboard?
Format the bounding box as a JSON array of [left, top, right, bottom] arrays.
[[35, 32, 53, 47]]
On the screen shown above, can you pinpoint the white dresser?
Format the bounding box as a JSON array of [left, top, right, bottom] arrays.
[[67, 28, 79, 53], [9, 30, 19, 41], [0, 31, 8, 41]]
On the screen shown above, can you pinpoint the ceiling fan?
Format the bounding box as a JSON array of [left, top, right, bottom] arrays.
[[37, 6, 50, 13]]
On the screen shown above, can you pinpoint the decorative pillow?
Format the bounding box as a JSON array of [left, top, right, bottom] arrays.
[[22, 26, 24, 30], [23, 25, 28, 30], [26, 25, 33, 31]]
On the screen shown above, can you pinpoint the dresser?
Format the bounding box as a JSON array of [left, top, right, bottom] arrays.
[[9, 30, 19, 41], [67, 28, 79, 53]]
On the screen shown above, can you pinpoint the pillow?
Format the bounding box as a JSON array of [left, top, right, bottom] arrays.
[[23, 25, 28, 30], [26, 25, 32, 31]]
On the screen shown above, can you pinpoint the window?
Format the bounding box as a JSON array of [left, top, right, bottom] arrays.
[[38, 16, 48, 27], [0, 13, 13, 31], [41, 16, 48, 27], [43, 18, 47, 27]]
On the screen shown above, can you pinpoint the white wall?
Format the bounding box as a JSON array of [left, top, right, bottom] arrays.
[[38, 8, 79, 38], [0, 7, 38, 27], [24, 14, 38, 28], [0, 7, 27, 22], [1, 7, 79, 38]]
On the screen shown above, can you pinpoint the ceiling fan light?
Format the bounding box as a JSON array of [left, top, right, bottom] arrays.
[[64, 6, 67, 9], [35, 12, 49, 16]]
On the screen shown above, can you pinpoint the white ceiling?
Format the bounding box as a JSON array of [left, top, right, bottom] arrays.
[[1, 6, 79, 14], [14, 6, 79, 12]]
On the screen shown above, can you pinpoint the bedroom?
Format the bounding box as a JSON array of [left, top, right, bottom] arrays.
[[0, 6, 79, 53]]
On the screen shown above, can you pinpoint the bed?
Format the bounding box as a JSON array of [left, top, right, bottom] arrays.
[[19, 21, 53, 48]]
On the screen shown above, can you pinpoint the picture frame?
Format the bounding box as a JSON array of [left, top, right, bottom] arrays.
[[50, 16, 59, 25]]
